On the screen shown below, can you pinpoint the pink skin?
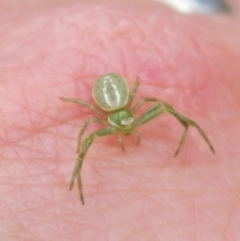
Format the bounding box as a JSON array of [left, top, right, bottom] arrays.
[[1, 0, 240, 240]]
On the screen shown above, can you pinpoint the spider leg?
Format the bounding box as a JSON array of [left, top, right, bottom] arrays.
[[137, 102, 164, 125], [70, 126, 117, 205], [127, 77, 140, 108], [60, 97, 104, 116], [76, 171, 84, 204], [173, 120, 188, 157], [135, 98, 215, 156], [132, 97, 160, 113], [118, 134, 125, 151], [118, 131, 140, 148], [163, 102, 215, 155], [76, 117, 107, 153], [134, 130, 141, 145]]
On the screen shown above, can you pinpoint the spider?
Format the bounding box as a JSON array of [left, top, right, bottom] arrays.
[[60, 73, 215, 204]]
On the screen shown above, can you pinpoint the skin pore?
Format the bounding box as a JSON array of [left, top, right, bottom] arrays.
[[0, 0, 240, 240]]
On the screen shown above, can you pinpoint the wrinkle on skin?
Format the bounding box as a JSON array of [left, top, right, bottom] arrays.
[[0, 1, 240, 241]]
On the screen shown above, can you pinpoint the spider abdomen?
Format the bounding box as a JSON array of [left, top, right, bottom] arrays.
[[92, 73, 129, 111]]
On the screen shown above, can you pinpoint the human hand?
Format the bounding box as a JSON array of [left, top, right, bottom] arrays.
[[1, 1, 240, 240]]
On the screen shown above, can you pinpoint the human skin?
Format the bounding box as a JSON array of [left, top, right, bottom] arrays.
[[0, 0, 240, 240]]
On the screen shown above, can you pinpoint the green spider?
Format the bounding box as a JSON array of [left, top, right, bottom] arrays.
[[60, 73, 215, 204]]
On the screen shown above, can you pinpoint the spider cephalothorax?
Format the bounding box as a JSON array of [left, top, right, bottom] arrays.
[[108, 109, 135, 135]]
